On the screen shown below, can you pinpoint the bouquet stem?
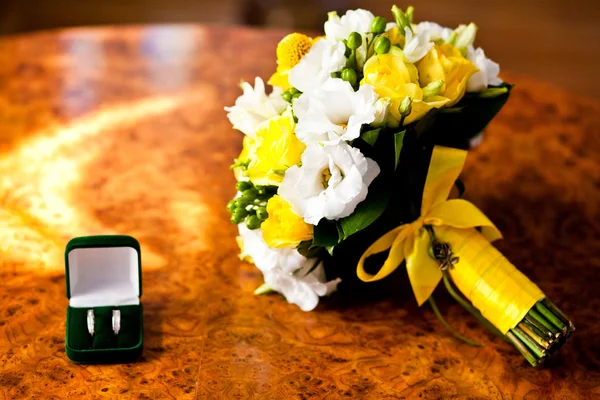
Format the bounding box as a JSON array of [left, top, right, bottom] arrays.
[[507, 299, 574, 367]]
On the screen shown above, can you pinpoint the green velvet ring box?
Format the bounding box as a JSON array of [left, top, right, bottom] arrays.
[[65, 235, 143, 364]]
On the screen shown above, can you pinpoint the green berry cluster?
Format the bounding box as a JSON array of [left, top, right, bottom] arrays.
[[340, 16, 391, 89], [227, 181, 276, 230], [282, 87, 302, 103]]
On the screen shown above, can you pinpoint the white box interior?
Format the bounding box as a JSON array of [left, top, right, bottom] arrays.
[[68, 247, 140, 307]]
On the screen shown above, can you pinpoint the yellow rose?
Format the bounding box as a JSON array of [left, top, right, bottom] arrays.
[[417, 44, 478, 106], [268, 33, 315, 90], [362, 52, 448, 125], [262, 195, 313, 248], [246, 113, 305, 186]]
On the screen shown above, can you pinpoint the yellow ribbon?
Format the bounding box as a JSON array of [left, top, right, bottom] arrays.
[[357, 146, 544, 334]]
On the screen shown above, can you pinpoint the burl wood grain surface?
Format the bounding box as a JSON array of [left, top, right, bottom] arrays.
[[0, 25, 599, 399]]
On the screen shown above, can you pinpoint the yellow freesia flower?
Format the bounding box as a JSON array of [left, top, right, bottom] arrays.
[[417, 44, 479, 106], [268, 33, 315, 90], [262, 195, 313, 248], [362, 51, 447, 125], [246, 113, 305, 186]]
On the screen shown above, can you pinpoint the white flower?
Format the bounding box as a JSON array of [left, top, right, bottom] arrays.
[[324, 9, 375, 42], [372, 98, 391, 127], [403, 26, 434, 64], [264, 260, 341, 311], [466, 46, 502, 92], [324, 9, 375, 69], [293, 78, 378, 145], [279, 142, 380, 224], [237, 224, 341, 312], [288, 39, 346, 94], [416, 21, 453, 42], [288, 39, 346, 93], [238, 224, 305, 274], [225, 77, 287, 137]]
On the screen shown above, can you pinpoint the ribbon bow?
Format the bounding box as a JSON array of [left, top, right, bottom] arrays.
[[357, 146, 502, 305]]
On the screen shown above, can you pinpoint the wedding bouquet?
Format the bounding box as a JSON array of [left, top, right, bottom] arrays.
[[225, 5, 574, 366]]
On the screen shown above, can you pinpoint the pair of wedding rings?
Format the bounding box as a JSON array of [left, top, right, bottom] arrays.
[[86, 309, 120, 337]]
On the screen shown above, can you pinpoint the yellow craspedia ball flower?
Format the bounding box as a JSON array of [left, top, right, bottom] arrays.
[[269, 33, 315, 90], [362, 51, 449, 125], [262, 195, 313, 248], [417, 44, 479, 106], [246, 113, 305, 186], [276, 33, 313, 69]]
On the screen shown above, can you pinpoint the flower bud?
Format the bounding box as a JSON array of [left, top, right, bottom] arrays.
[[236, 181, 252, 192], [235, 197, 250, 209], [282, 91, 292, 102], [371, 16, 387, 34], [422, 79, 444, 98], [372, 98, 391, 127], [454, 23, 478, 53], [341, 68, 358, 86], [374, 37, 391, 54], [399, 96, 413, 118], [242, 188, 259, 201], [246, 215, 262, 230], [226, 200, 237, 213], [256, 206, 268, 220], [347, 32, 362, 50], [391, 5, 412, 35]]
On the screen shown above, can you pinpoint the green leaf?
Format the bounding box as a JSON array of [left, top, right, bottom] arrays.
[[394, 130, 406, 170], [423, 83, 513, 146], [478, 87, 508, 99], [412, 108, 439, 139], [311, 219, 341, 249], [361, 128, 381, 146], [339, 189, 390, 240], [439, 106, 464, 114], [296, 240, 322, 258]]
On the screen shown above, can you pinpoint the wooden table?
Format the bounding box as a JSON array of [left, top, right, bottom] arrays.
[[0, 25, 599, 399]]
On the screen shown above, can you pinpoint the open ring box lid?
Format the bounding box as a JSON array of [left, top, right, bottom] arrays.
[[65, 235, 143, 364]]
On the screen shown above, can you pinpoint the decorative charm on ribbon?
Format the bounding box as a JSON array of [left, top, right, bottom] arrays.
[[357, 146, 574, 366]]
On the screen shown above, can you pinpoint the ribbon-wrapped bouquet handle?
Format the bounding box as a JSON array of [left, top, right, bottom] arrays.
[[358, 146, 574, 366]]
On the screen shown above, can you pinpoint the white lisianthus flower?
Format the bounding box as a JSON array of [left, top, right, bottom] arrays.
[[372, 98, 391, 127], [288, 39, 346, 94], [237, 224, 341, 312], [466, 46, 503, 92], [324, 9, 375, 42], [225, 77, 287, 137], [403, 26, 434, 64], [293, 78, 378, 145], [238, 224, 306, 273], [324, 9, 374, 69], [264, 260, 341, 312], [279, 142, 380, 225], [416, 21, 453, 42]]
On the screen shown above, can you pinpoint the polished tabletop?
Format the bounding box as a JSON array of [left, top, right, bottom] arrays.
[[0, 25, 599, 399]]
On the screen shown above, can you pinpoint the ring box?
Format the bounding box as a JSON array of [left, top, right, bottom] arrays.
[[65, 235, 143, 363]]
